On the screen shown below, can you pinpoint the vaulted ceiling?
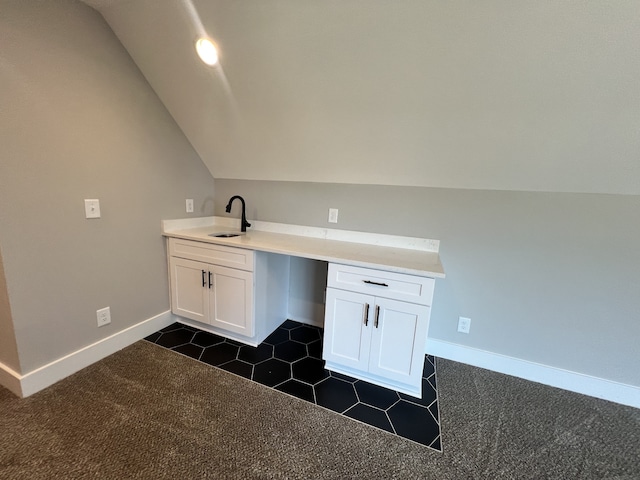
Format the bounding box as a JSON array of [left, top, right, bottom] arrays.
[[82, 0, 640, 194]]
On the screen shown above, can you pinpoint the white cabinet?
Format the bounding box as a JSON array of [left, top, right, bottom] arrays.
[[323, 263, 434, 397], [170, 256, 254, 336], [168, 238, 289, 346], [169, 256, 210, 324], [323, 288, 372, 371], [208, 265, 253, 336]]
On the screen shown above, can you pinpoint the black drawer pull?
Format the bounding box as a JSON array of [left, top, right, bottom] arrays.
[[363, 280, 388, 287], [202, 270, 207, 288], [208, 271, 213, 289]]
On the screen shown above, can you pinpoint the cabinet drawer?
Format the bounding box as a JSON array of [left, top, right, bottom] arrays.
[[169, 238, 254, 272], [327, 263, 434, 306]]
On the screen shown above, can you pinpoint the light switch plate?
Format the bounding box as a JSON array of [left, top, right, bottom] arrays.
[[84, 199, 101, 219]]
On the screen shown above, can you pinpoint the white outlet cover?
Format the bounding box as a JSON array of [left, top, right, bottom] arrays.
[[458, 316, 471, 334], [97, 306, 111, 327], [328, 208, 339, 223], [186, 199, 194, 213], [84, 199, 101, 219]]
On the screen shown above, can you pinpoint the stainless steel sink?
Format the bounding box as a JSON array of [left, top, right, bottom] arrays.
[[208, 232, 243, 238]]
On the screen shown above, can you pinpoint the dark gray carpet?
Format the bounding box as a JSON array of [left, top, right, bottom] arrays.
[[1, 341, 638, 479]]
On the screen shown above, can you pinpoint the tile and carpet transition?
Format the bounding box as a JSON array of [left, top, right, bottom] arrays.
[[145, 320, 441, 450], [1, 337, 639, 478]]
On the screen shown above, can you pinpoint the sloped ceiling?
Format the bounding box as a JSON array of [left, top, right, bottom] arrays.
[[86, 0, 640, 194]]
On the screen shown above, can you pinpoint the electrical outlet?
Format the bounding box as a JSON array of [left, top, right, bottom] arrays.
[[458, 316, 471, 334], [84, 199, 101, 219], [328, 208, 339, 223], [186, 199, 194, 213], [97, 307, 111, 327]]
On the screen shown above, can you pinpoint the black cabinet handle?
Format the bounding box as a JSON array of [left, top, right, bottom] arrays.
[[363, 303, 369, 326], [363, 280, 388, 287], [374, 305, 380, 328], [202, 270, 206, 288], [208, 271, 213, 289]]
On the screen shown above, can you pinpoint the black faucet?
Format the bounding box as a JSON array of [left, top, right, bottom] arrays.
[[225, 195, 251, 232]]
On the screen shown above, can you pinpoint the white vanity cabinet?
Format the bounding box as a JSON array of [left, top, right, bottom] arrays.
[[323, 263, 435, 397], [168, 238, 288, 345], [170, 256, 254, 336]]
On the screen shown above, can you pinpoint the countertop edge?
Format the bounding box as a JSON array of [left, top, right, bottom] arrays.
[[162, 217, 446, 279]]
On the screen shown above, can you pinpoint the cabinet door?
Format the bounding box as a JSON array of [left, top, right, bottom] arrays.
[[323, 288, 374, 371], [368, 297, 429, 385], [170, 257, 209, 324], [208, 264, 254, 337]]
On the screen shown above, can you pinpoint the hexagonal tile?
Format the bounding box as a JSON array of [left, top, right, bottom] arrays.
[[275, 380, 315, 403], [387, 400, 440, 446], [344, 404, 394, 433], [159, 322, 183, 333], [307, 339, 323, 359], [329, 371, 358, 383], [274, 341, 307, 363], [180, 324, 199, 332], [155, 328, 195, 348], [399, 378, 436, 407], [279, 320, 301, 330], [192, 331, 226, 347], [144, 318, 441, 452], [429, 401, 439, 423], [238, 343, 273, 364], [290, 325, 321, 344], [253, 358, 291, 387], [355, 381, 400, 410], [144, 332, 161, 343], [218, 360, 253, 379], [314, 377, 358, 413], [428, 373, 437, 391], [422, 356, 435, 378], [430, 436, 441, 451], [292, 357, 329, 385], [263, 327, 290, 346], [172, 343, 204, 360], [200, 343, 239, 366]]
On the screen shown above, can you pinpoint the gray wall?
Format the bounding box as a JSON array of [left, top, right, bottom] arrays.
[[215, 180, 640, 387], [0, 0, 215, 374], [0, 248, 20, 372]]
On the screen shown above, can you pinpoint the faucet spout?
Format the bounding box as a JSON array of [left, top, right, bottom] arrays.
[[225, 195, 251, 232]]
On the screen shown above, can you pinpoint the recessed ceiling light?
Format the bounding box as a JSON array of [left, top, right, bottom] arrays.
[[195, 37, 218, 66]]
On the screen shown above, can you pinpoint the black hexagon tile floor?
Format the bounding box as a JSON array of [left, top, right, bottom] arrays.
[[145, 320, 441, 451]]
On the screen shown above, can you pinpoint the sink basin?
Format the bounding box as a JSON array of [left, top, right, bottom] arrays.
[[208, 232, 243, 238]]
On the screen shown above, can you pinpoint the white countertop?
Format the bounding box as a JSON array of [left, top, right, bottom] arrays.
[[162, 217, 445, 278]]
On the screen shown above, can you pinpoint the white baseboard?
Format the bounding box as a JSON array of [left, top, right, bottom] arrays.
[[0, 361, 23, 397], [2, 310, 175, 398], [426, 339, 640, 409]]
